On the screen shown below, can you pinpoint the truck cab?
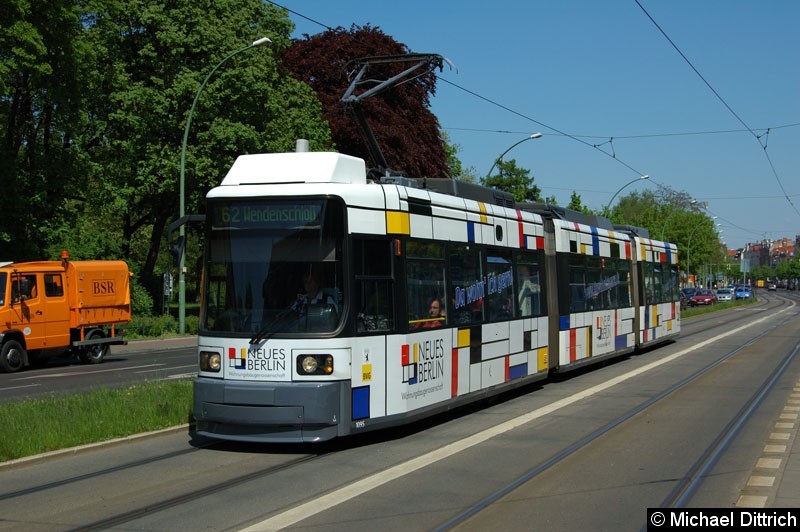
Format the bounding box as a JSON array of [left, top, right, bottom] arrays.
[[0, 256, 131, 372]]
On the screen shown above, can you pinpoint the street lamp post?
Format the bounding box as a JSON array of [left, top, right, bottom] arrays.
[[605, 175, 649, 212], [485, 133, 542, 180], [660, 199, 698, 241], [687, 216, 717, 287], [178, 36, 271, 334]]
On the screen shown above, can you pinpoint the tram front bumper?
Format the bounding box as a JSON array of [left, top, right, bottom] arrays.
[[193, 378, 349, 443]]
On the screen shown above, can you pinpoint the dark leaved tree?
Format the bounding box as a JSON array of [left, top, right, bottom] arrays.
[[282, 25, 449, 178]]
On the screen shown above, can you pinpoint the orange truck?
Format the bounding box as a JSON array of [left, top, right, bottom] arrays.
[[0, 252, 131, 373]]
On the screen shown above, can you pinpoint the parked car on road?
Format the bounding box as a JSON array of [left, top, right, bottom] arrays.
[[716, 288, 734, 302], [679, 288, 697, 310], [681, 288, 697, 299], [734, 286, 752, 299], [689, 289, 716, 306]]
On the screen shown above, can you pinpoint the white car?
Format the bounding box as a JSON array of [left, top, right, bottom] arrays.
[[716, 288, 734, 302]]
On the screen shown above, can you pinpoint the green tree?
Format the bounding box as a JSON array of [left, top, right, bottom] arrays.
[[775, 257, 800, 281], [0, 0, 91, 260], [567, 191, 592, 214], [482, 158, 541, 203], [609, 190, 724, 275], [441, 130, 462, 179], [76, 0, 332, 299], [750, 264, 774, 283]]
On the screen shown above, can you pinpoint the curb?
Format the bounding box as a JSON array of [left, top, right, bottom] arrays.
[[0, 424, 191, 472], [114, 336, 198, 354]]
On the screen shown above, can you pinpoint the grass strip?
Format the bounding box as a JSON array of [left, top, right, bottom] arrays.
[[0, 380, 193, 463], [682, 296, 756, 317]]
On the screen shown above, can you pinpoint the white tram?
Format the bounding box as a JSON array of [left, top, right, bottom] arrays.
[[193, 149, 680, 443]]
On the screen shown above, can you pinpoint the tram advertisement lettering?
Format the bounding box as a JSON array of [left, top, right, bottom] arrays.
[[595, 315, 613, 340], [594, 313, 614, 351], [401, 338, 445, 385], [583, 273, 620, 300], [454, 269, 513, 310], [228, 346, 287, 372]]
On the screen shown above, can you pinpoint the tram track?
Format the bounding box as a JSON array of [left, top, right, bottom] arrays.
[[0, 445, 208, 502], [436, 296, 800, 531], [70, 452, 324, 531]]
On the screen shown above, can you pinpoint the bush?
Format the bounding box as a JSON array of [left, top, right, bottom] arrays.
[[125, 313, 198, 338], [126, 314, 178, 338], [130, 276, 154, 316]]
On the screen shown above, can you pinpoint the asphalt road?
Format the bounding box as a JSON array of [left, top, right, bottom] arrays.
[[0, 336, 198, 403]]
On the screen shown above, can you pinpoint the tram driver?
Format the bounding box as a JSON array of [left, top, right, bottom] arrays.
[[291, 264, 339, 313]]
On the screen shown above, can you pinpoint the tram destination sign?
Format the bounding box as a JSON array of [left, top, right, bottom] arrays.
[[212, 202, 322, 228]]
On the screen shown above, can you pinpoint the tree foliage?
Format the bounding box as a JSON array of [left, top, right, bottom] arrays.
[[282, 25, 448, 178], [609, 189, 725, 274], [1, 0, 332, 306], [0, 0, 91, 259], [482, 158, 542, 203], [567, 191, 591, 214]]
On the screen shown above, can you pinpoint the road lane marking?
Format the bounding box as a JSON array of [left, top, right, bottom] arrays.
[[135, 364, 196, 374], [13, 364, 165, 379], [240, 302, 795, 531], [0, 383, 40, 392]]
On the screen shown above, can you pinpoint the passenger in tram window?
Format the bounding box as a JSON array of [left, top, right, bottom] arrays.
[[517, 264, 540, 317], [415, 296, 444, 329], [498, 296, 513, 319]]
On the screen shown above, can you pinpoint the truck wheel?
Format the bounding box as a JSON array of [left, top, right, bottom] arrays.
[[79, 330, 108, 364], [1, 340, 26, 373]]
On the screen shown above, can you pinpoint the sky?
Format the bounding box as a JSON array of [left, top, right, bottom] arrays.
[[281, 1, 799, 250]]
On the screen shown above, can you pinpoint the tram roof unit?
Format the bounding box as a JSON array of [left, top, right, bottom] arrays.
[[517, 202, 615, 231], [613, 224, 651, 239], [413, 177, 515, 208], [219, 152, 367, 186], [217, 148, 524, 211]]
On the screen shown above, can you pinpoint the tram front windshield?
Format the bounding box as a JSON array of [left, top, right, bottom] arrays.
[[201, 199, 344, 336]]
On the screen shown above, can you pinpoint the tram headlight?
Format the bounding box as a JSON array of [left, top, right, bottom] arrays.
[[297, 354, 334, 376], [200, 351, 221, 372]]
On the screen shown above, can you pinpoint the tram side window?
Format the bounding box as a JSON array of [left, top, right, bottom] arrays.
[[567, 255, 586, 313], [666, 265, 680, 302], [642, 263, 656, 305], [406, 241, 446, 330], [567, 255, 632, 313], [614, 259, 632, 308], [515, 250, 544, 317], [486, 248, 515, 321], [652, 265, 664, 304], [354, 239, 394, 333], [586, 260, 604, 310], [448, 244, 484, 325]]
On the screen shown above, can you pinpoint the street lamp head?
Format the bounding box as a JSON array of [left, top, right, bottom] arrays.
[[252, 37, 272, 47], [485, 133, 542, 180], [641, 175, 649, 180]]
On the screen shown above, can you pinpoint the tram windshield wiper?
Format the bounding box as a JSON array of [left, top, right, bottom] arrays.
[[250, 306, 302, 345]]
